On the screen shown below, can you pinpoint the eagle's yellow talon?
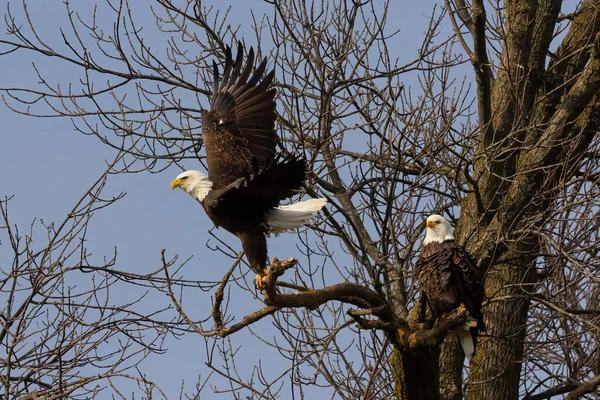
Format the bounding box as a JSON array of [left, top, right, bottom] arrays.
[[255, 269, 269, 291]]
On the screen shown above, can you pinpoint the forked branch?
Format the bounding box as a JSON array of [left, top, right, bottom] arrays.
[[165, 255, 476, 353]]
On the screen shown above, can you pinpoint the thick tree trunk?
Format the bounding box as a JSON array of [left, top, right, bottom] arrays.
[[465, 258, 536, 399], [390, 348, 441, 400], [439, 337, 464, 400], [441, 2, 600, 398]]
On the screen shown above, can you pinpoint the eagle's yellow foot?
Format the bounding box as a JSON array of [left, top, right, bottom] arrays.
[[255, 269, 270, 291]]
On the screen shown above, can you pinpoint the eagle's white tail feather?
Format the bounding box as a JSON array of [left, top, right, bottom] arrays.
[[454, 325, 475, 361], [267, 198, 327, 235]]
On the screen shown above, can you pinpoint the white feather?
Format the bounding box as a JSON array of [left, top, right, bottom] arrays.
[[454, 324, 475, 361], [173, 170, 213, 202], [423, 214, 455, 245], [267, 198, 327, 235]]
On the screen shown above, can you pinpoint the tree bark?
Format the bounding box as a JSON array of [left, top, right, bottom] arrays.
[[439, 337, 464, 400], [447, 1, 600, 399], [391, 348, 441, 400], [465, 256, 537, 399]]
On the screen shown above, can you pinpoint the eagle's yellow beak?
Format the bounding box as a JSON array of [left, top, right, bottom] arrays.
[[171, 179, 182, 190], [426, 219, 436, 228]]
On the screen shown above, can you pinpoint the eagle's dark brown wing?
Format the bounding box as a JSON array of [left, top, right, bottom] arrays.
[[216, 155, 305, 206], [415, 240, 485, 331], [451, 244, 486, 330], [202, 44, 277, 188]]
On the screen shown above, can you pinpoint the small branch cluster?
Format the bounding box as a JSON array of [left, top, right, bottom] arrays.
[[164, 256, 473, 356]]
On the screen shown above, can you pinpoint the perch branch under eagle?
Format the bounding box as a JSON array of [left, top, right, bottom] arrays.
[[416, 214, 486, 360], [171, 44, 327, 289]]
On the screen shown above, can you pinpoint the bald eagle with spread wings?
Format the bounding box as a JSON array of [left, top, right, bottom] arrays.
[[415, 214, 486, 360], [170, 44, 327, 289]]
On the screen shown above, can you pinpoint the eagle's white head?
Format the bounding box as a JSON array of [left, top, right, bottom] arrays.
[[423, 214, 455, 245], [170, 170, 213, 202]]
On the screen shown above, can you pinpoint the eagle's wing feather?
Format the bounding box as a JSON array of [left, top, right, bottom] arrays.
[[209, 155, 306, 210], [201, 116, 253, 188], [451, 246, 486, 330], [202, 44, 277, 188]]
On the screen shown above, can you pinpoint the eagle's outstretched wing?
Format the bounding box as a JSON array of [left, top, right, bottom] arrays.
[[202, 43, 277, 188], [208, 154, 306, 209]]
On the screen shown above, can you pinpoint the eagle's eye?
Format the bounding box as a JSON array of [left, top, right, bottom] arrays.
[[181, 176, 189, 180]]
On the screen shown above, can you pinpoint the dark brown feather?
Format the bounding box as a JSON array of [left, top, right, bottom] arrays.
[[223, 155, 306, 208], [415, 240, 486, 350], [205, 155, 305, 215], [202, 44, 277, 188], [238, 230, 268, 274], [198, 45, 311, 279], [200, 154, 306, 273]]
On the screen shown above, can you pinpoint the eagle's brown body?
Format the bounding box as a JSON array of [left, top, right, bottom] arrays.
[[415, 239, 486, 351], [198, 45, 307, 275], [201, 156, 305, 273]]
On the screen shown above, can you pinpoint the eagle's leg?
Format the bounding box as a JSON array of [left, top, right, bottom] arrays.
[[417, 291, 427, 322], [239, 231, 270, 291]]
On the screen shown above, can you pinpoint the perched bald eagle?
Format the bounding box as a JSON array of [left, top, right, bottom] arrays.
[[415, 214, 485, 360], [171, 44, 327, 289]]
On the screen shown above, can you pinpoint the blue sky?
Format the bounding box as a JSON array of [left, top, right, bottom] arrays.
[[0, 0, 452, 397]]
